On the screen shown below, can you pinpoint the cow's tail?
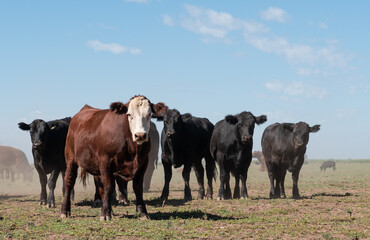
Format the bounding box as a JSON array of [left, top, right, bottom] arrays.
[[80, 168, 88, 188]]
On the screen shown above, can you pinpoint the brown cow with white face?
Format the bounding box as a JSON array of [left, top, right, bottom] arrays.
[[60, 95, 167, 221]]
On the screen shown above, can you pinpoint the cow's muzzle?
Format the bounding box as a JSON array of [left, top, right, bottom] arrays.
[[166, 131, 175, 137], [241, 136, 252, 144], [33, 142, 42, 149], [134, 132, 147, 144]]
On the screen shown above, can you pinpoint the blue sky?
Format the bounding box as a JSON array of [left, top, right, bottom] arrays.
[[1, 0, 369, 161]]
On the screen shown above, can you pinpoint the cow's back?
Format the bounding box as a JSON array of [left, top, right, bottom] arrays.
[[0, 146, 31, 173], [183, 116, 214, 155], [262, 123, 293, 158], [65, 105, 110, 173]]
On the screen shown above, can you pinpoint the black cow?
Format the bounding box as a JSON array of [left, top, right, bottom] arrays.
[[320, 160, 336, 171], [210, 112, 267, 200], [158, 109, 216, 201], [18, 117, 73, 207], [262, 122, 320, 199]]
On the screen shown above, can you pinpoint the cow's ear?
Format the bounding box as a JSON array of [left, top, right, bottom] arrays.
[[255, 115, 267, 125], [110, 102, 128, 114], [151, 102, 168, 118], [18, 122, 30, 131], [283, 123, 295, 132], [181, 113, 192, 121], [310, 124, 320, 133], [225, 115, 238, 125]]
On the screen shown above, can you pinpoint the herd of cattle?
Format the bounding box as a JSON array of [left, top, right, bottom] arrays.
[[1, 95, 328, 220]]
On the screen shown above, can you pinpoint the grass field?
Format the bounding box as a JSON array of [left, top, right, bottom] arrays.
[[1, 160, 369, 239]]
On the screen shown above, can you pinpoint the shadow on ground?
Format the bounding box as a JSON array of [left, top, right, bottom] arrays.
[[311, 192, 353, 198], [0, 195, 27, 201], [120, 210, 240, 221]]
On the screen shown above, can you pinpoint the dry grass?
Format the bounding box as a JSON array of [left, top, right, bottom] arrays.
[[0, 160, 369, 239]]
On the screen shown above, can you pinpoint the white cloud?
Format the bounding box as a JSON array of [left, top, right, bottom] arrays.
[[265, 81, 327, 99], [163, 15, 174, 26], [260, 7, 289, 23], [319, 22, 328, 29], [124, 0, 147, 3], [265, 81, 283, 92], [182, 4, 267, 42], [87, 40, 141, 55], [179, 5, 349, 72]]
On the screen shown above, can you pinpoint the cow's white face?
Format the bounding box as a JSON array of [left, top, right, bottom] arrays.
[[127, 96, 151, 144]]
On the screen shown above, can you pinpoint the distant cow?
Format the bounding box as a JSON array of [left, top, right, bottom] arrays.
[[262, 122, 320, 199], [252, 151, 266, 172], [92, 121, 160, 206], [158, 109, 216, 201], [0, 146, 33, 182], [320, 161, 336, 171], [210, 112, 267, 200], [61, 96, 167, 221], [18, 117, 72, 207]]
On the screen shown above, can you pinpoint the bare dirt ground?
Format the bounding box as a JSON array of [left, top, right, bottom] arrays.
[[0, 160, 369, 239]]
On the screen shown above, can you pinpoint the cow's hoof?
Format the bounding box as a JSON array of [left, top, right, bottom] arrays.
[[217, 197, 224, 201], [184, 196, 192, 202], [47, 203, 55, 208], [100, 215, 112, 222], [118, 199, 129, 206], [139, 214, 150, 220], [60, 212, 70, 219], [39, 202, 46, 206]]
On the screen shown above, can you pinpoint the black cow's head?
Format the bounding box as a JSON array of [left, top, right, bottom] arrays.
[[161, 109, 184, 139], [225, 112, 267, 144], [18, 119, 53, 151], [284, 122, 320, 149]]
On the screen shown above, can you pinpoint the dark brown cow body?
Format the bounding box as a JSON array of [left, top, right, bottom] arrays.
[[60, 96, 167, 221], [0, 146, 33, 182]]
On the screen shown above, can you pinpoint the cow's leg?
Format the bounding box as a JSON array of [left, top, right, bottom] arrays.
[[133, 166, 149, 220], [99, 168, 115, 221], [292, 169, 301, 198], [278, 169, 287, 198], [115, 176, 129, 205], [143, 160, 155, 192], [182, 164, 192, 201], [192, 159, 205, 199], [218, 168, 231, 200], [233, 175, 240, 199], [274, 168, 283, 198], [205, 154, 215, 199], [240, 172, 248, 199], [267, 169, 276, 199], [35, 164, 48, 205], [60, 161, 78, 218], [217, 165, 226, 200], [92, 176, 103, 208], [47, 170, 60, 208], [160, 160, 172, 202], [61, 171, 74, 202]]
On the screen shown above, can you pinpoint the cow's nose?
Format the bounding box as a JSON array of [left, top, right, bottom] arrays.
[[33, 143, 42, 148], [243, 136, 252, 142], [134, 132, 147, 140], [296, 142, 304, 147], [167, 131, 174, 137]]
